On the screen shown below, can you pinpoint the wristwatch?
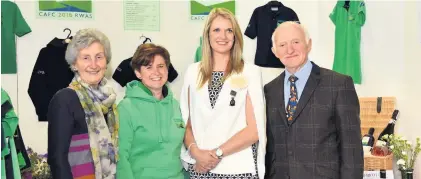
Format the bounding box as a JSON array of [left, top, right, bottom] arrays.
[[215, 148, 224, 159]]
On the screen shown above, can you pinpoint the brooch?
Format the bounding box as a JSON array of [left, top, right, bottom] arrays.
[[228, 74, 248, 107], [229, 74, 248, 89], [230, 90, 237, 106]]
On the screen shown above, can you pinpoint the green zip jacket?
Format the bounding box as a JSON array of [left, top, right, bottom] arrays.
[[117, 81, 187, 179], [1, 88, 18, 147], [1, 88, 21, 179]]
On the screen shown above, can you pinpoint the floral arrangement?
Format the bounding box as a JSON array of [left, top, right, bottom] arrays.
[[382, 134, 421, 171], [21, 148, 52, 179]]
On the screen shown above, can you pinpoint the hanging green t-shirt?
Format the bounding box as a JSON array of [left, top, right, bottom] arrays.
[[194, 36, 203, 62], [330, 1, 366, 84], [1, 1, 32, 74]]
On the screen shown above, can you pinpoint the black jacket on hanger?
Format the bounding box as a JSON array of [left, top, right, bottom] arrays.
[[28, 38, 74, 122], [245, 1, 299, 68], [112, 57, 178, 87]]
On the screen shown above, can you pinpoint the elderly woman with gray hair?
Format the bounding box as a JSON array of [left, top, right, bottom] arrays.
[[47, 28, 119, 179]]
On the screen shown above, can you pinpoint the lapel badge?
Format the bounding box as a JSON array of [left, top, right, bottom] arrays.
[[230, 90, 237, 106]]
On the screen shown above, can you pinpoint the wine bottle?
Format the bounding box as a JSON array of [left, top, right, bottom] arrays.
[[376, 109, 399, 147], [362, 128, 375, 153]]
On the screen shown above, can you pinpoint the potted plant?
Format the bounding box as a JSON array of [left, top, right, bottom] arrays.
[[382, 134, 421, 179]]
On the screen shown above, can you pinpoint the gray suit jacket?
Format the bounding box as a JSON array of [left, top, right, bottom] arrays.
[[264, 62, 363, 179]]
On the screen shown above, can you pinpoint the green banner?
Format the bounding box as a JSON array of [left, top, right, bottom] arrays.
[[190, 0, 235, 20], [37, 0, 93, 20]]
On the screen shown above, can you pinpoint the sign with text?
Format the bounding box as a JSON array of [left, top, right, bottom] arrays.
[[37, 1, 93, 20], [190, 0, 235, 21], [124, 0, 160, 31], [363, 170, 394, 179]]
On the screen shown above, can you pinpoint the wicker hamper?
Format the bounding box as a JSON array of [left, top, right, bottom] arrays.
[[359, 97, 395, 171]]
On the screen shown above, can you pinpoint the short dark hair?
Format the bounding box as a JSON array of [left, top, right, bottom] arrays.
[[131, 43, 171, 71]]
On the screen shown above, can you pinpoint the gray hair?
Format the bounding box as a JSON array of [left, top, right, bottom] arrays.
[[271, 21, 310, 50], [65, 28, 112, 66]]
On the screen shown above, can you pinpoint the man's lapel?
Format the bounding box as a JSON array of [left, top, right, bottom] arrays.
[[290, 62, 322, 124], [276, 72, 288, 126]]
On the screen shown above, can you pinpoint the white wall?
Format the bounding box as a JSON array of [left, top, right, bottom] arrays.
[[2, 0, 420, 177], [400, 1, 421, 178]]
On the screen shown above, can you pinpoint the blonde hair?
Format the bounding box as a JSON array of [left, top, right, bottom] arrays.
[[198, 8, 244, 88]]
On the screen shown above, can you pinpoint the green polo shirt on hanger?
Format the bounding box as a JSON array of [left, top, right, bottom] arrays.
[[194, 36, 202, 62], [1, 1, 32, 74], [330, 0, 366, 84]]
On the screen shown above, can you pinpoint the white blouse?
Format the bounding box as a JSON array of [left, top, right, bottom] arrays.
[[179, 62, 266, 179]]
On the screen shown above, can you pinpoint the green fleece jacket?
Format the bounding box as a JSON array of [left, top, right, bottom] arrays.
[[117, 81, 187, 179], [1, 89, 18, 144], [1, 88, 20, 178], [1, 88, 18, 157]]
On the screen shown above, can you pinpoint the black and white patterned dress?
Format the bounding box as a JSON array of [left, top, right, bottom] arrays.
[[208, 71, 224, 108], [187, 71, 259, 179]]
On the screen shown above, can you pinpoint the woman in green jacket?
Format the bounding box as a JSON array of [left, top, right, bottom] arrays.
[[117, 43, 187, 179]]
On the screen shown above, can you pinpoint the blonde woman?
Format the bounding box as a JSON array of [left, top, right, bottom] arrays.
[[180, 8, 266, 179]]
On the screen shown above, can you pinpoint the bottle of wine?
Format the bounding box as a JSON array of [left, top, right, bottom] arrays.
[[362, 128, 375, 153], [376, 109, 399, 147]]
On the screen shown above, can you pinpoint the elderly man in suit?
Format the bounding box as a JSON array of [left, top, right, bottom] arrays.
[[264, 21, 363, 179]]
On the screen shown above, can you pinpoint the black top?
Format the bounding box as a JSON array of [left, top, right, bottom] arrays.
[[47, 86, 168, 179], [245, 1, 300, 68], [112, 57, 178, 87], [47, 88, 88, 179], [28, 37, 74, 121]]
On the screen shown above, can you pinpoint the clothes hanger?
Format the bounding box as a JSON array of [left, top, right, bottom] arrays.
[[140, 34, 146, 41], [63, 28, 72, 43], [140, 34, 152, 44], [343, 0, 350, 11], [268, 0, 278, 6], [268, 0, 280, 12], [142, 37, 152, 44]]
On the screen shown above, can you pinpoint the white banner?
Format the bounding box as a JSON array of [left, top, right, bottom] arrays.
[[364, 170, 394, 179]]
